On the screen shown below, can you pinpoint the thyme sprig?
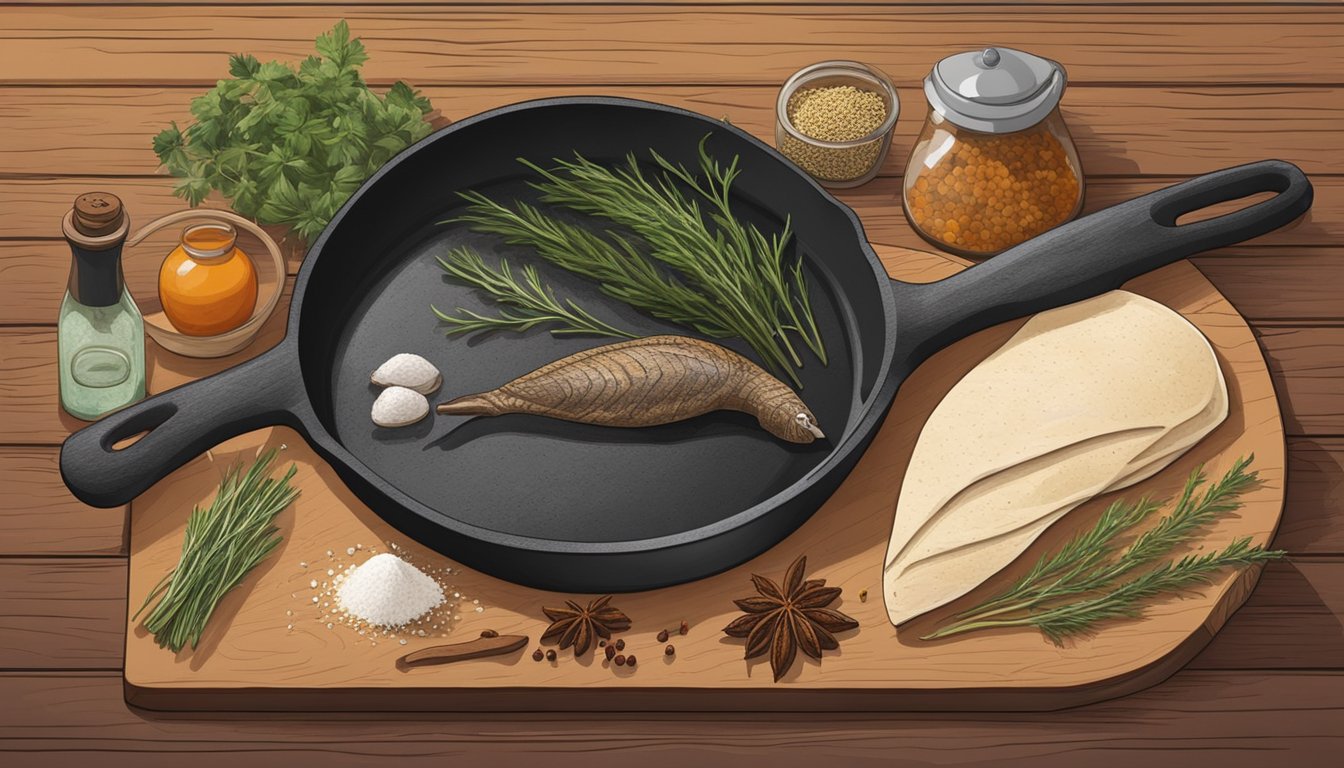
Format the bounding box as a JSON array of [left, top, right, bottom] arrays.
[[432, 247, 635, 339], [432, 137, 825, 386], [924, 456, 1284, 643], [135, 449, 299, 652]]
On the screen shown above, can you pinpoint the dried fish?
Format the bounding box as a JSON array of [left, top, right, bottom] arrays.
[[436, 335, 824, 444]]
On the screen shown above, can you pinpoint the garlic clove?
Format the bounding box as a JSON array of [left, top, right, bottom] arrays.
[[371, 353, 442, 394], [371, 386, 430, 428]]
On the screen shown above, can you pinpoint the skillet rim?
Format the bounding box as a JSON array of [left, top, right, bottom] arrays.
[[291, 96, 904, 555]]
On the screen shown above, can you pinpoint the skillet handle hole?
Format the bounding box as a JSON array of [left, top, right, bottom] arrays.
[[111, 431, 150, 451], [101, 402, 178, 453], [1173, 190, 1278, 227]]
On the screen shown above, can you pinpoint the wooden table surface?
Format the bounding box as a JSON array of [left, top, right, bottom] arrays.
[[1, 2, 1340, 765]]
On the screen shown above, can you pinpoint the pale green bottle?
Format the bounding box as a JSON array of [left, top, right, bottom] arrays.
[[58, 192, 146, 421]]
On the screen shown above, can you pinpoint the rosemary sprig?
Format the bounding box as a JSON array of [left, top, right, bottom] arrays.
[[923, 456, 1284, 643], [432, 247, 635, 339], [135, 449, 300, 652], [434, 137, 825, 386]]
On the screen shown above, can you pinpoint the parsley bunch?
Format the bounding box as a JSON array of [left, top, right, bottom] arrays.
[[152, 21, 434, 242]]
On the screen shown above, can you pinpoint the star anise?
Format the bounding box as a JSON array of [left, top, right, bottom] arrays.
[[722, 555, 859, 682], [541, 595, 631, 657]]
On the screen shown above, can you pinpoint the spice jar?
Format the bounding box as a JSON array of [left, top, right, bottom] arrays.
[[903, 48, 1083, 258], [158, 220, 258, 336], [776, 61, 900, 188]]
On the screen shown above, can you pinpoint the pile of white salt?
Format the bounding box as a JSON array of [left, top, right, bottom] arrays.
[[335, 553, 445, 628]]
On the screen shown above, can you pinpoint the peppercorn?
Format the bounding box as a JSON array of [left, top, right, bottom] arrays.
[[626, 655, 636, 667], [665, 644, 675, 656], [545, 649, 557, 662], [615, 638, 625, 651], [532, 648, 544, 662], [614, 654, 626, 666], [657, 629, 670, 643], [605, 644, 616, 661]]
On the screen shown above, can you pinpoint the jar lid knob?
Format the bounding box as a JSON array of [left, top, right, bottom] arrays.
[[980, 48, 1001, 68]]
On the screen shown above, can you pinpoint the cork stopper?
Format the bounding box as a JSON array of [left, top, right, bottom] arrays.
[[72, 192, 125, 237]]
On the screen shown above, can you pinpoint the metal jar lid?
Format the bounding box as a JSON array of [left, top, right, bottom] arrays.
[[924, 47, 1066, 133]]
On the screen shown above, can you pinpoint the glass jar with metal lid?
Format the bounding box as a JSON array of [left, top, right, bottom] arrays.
[[903, 47, 1084, 258]]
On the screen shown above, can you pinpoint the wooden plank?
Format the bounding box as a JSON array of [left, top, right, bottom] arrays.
[[1189, 559, 1344, 669], [0, 6, 1340, 86], [1190, 248, 1344, 322], [3, 175, 1340, 249], [0, 559, 124, 670], [0, 447, 126, 556], [1258, 326, 1344, 436], [0, 671, 1340, 764], [3, 85, 1342, 178], [1279, 438, 1344, 553]]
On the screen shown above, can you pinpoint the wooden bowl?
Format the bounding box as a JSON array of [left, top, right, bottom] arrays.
[[125, 209, 285, 358]]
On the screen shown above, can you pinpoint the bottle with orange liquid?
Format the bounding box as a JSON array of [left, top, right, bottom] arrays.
[[158, 222, 258, 336]]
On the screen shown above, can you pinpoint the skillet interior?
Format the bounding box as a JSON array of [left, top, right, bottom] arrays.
[[297, 100, 893, 545]]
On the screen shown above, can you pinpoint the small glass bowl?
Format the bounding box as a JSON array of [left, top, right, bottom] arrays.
[[775, 61, 900, 189]]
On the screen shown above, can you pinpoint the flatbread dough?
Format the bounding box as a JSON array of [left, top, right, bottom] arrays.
[[883, 291, 1228, 627]]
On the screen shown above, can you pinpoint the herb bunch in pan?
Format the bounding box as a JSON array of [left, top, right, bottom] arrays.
[[924, 456, 1285, 644], [432, 137, 826, 387], [135, 449, 300, 653]]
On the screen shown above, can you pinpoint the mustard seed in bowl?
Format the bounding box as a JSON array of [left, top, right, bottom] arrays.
[[775, 61, 899, 188], [789, 86, 888, 142]]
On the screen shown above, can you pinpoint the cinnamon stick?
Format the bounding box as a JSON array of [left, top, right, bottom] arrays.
[[396, 631, 528, 670]]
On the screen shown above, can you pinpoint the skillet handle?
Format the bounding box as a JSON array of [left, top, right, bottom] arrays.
[[60, 346, 302, 508], [891, 160, 1312, 364]]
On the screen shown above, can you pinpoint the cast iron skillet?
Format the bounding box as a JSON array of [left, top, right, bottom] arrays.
[[60, 98, 1312, 592]]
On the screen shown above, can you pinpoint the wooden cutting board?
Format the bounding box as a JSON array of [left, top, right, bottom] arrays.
[[124, 244, 1285, 712]]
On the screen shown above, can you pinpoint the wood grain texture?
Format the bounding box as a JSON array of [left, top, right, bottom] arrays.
[[1257, 325, 1344, 436], [2, 671, 1341, 765], [0, 6, 1340, 87], [0, 447, 126, 556], [120, 248, 1288, 711], [3, 85, 1342, 178], [1190, 559, 1344, 670], [0, 559, 125, 670], [2, 175, 1339, 248], [1280, 438, 1344, 553], [1191, 248, 1344, 322]]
